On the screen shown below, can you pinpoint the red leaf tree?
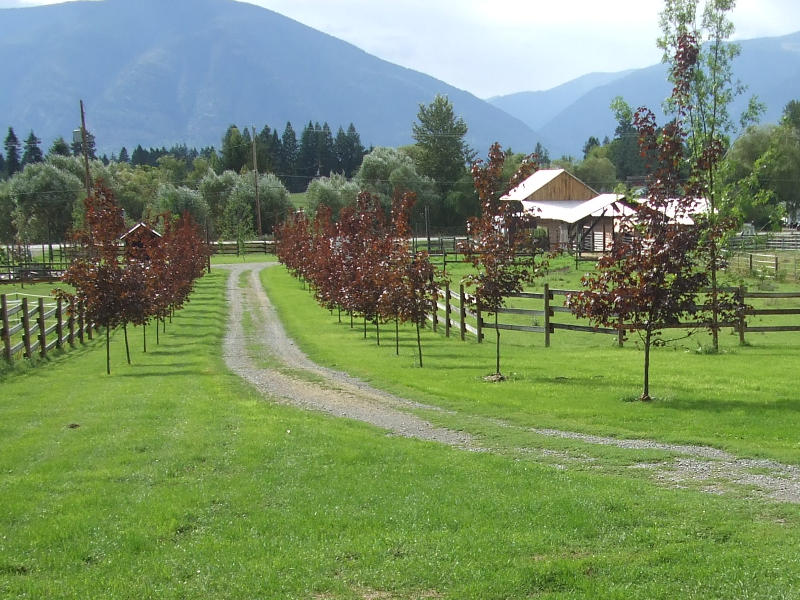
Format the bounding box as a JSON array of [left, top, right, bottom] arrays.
[[567, 31, 737, 401], [462, 143, 545, 378]]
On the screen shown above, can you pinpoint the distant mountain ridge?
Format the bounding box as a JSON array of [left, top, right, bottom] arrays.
[[0, 0, 540, 155], [490, 32, 800, 158]]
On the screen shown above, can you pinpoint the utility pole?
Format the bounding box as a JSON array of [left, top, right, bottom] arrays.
[[79, 100, 92, 200], [252, 126, 262, 237]]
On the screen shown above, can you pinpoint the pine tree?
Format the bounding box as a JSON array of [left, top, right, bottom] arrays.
[[221, 125, 248, 173], [71, 129, 97, 160], [118, 146, 130, 163], [4, 127, 21, 177], [296, 121, 319, 187], [131, 145, 148, 166], [336, 123, 366, 178], [21, 130, 44, 166], [48, 136, 71, 157], [279, 122, 298, 191], [319, 122, 336, 176]]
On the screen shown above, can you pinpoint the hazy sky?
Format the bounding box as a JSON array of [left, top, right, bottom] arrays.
[[3, 0, 800, 98]]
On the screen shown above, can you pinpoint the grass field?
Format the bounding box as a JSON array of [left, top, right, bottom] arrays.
[[2, 263, 800, 598]]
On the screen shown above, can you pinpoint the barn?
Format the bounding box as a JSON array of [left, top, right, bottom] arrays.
[[501, 169, 627, 252]]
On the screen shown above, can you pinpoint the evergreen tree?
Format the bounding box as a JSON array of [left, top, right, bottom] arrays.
[[4, 127, 21, 177], [334, 123, 366, 178], [21, 131, 44, 166], [130, 144, 148, 166], [296, 121, 319, 188], [256, 125, 276, 173], [71, 129, 97, 160], [319, 122, 336, 176], [279, 122, 298, 191], [533, 142, 550, 166], [0, 152, 5, 179], [412, 94, 471, 196], [606, 97, 647, 182], [221, 125, 248, 173], [118, 146, 130, 163], [48, 136, 71, 157]]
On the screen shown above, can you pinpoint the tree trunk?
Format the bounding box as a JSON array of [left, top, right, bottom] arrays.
[[710, 244, 720, 351], [375, 318, 380, 346], [642, 327, 652, 401], [106, 326, 111, 375], [143, 322, 147, 353], [416, 321, 423, 367], [495, 312, 501, 375], [156, 318, 160, 345], [363, 316, 367, 339], [395, 316, 400, 356], [123, 323, 130, 365]]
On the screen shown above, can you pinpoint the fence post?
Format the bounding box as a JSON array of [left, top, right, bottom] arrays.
[[444, 283, 451, 338], [749, 253, 753, 274], [432, 292, 438, 332], [459, 284, 466, 341], [77, 302, 85, 344], [1, 294, 11, 362], [544, 283, 552, 348], [68, 300, 75, 347], [56, 298, 63, 350], [21, 298, 32, 358], [738, 285, 747, 346], [775, 255, 779, 277], [38, 298, 47, 358], [476, 301, 483, 343]]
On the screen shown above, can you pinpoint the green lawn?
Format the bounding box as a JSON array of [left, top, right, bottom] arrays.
[[1, 267, 800, 598], [263, 262, 800, 465]]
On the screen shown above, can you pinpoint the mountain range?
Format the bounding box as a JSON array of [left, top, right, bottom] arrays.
[[1, 0, 799, 159], [491, 32, 800, 158]]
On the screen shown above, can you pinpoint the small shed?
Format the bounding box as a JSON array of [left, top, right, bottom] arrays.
[[120, 223, 162, 257]]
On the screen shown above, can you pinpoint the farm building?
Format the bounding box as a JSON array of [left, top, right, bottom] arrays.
[[120, 222, 162, 258], [501, 169, 627, 251]]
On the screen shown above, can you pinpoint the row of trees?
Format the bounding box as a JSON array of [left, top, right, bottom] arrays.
[[275, 192, 437, 366], [0, 120, 368, 192], [57, 181, 211, 374], [0, 154, 295, 247], [276, 141, 549, 374]]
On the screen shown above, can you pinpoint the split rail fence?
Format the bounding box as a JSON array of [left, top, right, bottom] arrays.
[[1, 294, 96, 364], [429, 284, 800, 347]]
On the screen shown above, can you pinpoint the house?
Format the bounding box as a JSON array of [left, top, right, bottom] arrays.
[[501, 169, 627, 252]]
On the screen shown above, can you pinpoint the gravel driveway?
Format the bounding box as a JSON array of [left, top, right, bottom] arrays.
[[221, 263, 800, 503]]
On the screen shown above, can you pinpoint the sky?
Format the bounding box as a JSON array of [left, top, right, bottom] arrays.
[[3, 0, 800, 98]]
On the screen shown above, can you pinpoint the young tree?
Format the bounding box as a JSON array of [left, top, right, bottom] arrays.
[[659, 0, 762, 351], [462, 143, 544, 378], [58, 181, 127, 374], [568, 29, 737, 401]]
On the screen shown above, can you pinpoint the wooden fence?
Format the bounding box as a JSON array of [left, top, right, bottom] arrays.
[[1, 294, 95, 364], [211, 240, 275, 255], [430, 285, 800, 347]]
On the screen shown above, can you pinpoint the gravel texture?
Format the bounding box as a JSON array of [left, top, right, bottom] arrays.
[[221, 263, 475, 448], [221, 263, 800, 503]]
